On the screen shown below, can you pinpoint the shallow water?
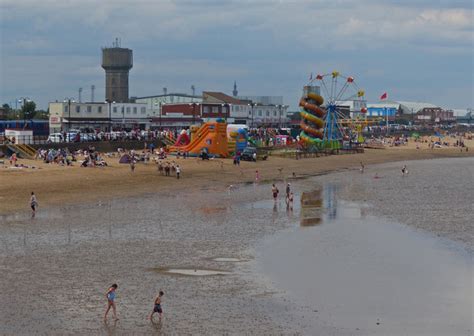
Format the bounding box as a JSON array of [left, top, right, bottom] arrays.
[[257, 158, 473, 335], [0, 157, 472, 334]]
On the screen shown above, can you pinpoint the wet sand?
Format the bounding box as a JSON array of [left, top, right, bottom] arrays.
[[1, 146, 473, 334]]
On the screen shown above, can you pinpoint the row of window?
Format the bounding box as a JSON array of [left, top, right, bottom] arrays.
[[202, 106, 228, 113], [255, 110, 284, 117], [65, 105, 146, 114]]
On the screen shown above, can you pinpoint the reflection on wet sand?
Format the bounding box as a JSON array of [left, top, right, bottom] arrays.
[[300, 184, 338, 226], [300, 189, 322, 226]]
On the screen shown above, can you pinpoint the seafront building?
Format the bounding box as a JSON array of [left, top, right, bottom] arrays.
[[48, 101, 148, 133]]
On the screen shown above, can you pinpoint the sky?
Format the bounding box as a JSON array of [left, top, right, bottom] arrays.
[[0, 0, 473, 111]]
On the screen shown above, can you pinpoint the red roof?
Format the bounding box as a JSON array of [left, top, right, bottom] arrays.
[[203, 91, 245, 105]]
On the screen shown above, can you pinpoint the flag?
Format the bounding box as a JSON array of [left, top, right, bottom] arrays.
[[380, 92, 387, 100], [309, 72, 313, 81]]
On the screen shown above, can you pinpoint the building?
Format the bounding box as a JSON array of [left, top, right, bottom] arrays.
[[366, 103, 398, 119], [49, 101, 148, 133], [203, 91, 249, 124], [102, 39, 133, 103], [417, 107, 455, 124]]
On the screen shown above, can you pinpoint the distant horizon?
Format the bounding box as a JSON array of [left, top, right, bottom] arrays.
[[1, 0, 472, 111]]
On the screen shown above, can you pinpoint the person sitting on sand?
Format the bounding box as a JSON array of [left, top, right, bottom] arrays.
[[148, 290, 164, 321], [104, 284, 119, 321]]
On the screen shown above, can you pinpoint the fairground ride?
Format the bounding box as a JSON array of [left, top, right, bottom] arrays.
[[299, 71, 366, 149]]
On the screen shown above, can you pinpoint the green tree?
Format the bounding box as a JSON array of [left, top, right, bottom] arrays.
[[21, 100, 36, 121], [35, 109, 49, 120]]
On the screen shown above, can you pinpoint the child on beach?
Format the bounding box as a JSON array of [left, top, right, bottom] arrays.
[[176, 165, 181, 179], [30, 192, 38, 216], [401, 165, 408, 176], [148, 291, 164, 321], [130, 160, 135, 173], [272, 184, 279, 200], [104, 284, 119, 321]]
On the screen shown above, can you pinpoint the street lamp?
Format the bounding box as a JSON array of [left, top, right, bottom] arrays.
[[221, 103, 231, 123], [18, 97, 31, 125], [63, 97, 74, 133], [248, 103, 257, 128], [188, 103, 200, 125], [277, 105, 282, 129], [105, 99, 115, 132]]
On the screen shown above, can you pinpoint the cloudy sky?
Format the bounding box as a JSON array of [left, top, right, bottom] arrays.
[[0, 0, 472, 110]]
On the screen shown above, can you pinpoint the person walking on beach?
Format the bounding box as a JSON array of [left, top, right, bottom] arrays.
[[255, 170, 260, 183], [272, 184, 279, 201], [401, 165, 408, 176], [360, 162, 365, 173], [104, 284, 119, 321], [286, 183, 291, 199], [148, 290, 164, 321], [130, 160, 135, 173], [176, 164, 181, 179], [30, 192, 38, 217]]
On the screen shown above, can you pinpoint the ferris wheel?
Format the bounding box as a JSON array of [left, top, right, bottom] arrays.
[[312, 71, 365, 141]]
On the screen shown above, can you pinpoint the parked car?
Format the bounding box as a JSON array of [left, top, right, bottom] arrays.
[[241, 147, 268, 161], [47, 133, 64, 143]]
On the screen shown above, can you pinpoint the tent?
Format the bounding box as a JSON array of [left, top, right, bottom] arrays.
[[119, 154, 132, 164]]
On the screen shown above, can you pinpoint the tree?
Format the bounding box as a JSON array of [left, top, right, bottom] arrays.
[[21, 100, 36, 121], [35, 109, 49, 120]]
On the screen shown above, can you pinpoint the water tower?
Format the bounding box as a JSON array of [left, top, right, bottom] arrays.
[[101, 38, 133, 103]]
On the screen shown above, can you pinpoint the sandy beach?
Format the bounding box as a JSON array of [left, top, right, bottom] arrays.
[[0, 142, 473, 335], [1, 141, 472, 215]]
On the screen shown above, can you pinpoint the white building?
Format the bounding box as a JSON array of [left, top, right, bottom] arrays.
[[49, 101, 149, 133]]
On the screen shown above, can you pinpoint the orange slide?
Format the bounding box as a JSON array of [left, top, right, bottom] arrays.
[[168, 122, 229, 157]]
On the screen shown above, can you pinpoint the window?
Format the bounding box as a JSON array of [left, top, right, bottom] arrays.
[[258, 110, 262, 116], [126, 107, 131, 114], [87, 106, 92, 113], [222, 106, 227, 113], [76, 106, 80, 113], [212, 106, 219, 113], [97, 106, 102, 113], [266, 111, 270, 117], [273, 110, 277, 116], [280, 110, 283, 116], [113, 107, 117, 113], [133, 107, 137, 114], [141, 107, 146, 114], [64, 105, 68, 113], [203, 106, 210, 113], [249, 110, 252, 115]]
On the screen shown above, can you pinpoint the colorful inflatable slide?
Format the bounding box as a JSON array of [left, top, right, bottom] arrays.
[[299, 92, 325, 145], [169, 122, 229, 157]]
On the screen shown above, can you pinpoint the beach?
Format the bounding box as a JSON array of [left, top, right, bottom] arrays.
[[0, 144, 473, 335], [1, 141, 472, 215]]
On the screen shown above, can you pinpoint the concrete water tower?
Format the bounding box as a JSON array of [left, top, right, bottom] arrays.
[[101, 38, 133, 103]]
